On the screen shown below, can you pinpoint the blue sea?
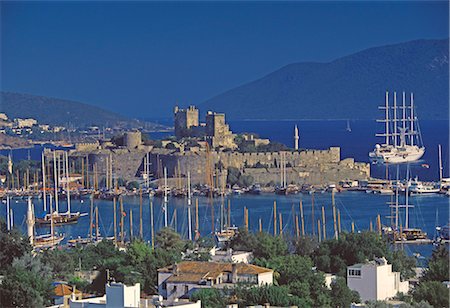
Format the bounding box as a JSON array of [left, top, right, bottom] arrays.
[[2, 119, 449, 258]]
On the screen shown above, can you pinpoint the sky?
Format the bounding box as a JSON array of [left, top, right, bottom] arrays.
[[1, 1, 448, 119]]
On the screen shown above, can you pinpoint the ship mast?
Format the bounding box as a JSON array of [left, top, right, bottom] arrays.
[[65, 151, 71, 215], [410, 93, 414, 146], [438, 144, 443, 182], [53, 151, 59, 213], [393, 92, 397, 147], [402, 92, 406, 146], [42, 152, 47, 212], [164, 167, 168, 228], [385, 91, 390, 145], [187, 171, 192, 241]]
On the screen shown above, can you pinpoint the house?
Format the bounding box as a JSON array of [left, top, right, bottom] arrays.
[[347, 257, 409, 302], [53, 283, 83, 307], [210, 247, 253, 264], [158, 261, 273, 301], [70, 282, 140, 308]]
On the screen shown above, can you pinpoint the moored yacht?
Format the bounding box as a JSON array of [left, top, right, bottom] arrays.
[[369, 92, 425, 164]]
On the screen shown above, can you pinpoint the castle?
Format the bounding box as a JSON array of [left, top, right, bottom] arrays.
[[69, 107, 370, 187], [174, 106, 236, 149]]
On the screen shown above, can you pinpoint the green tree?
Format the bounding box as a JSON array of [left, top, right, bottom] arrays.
[[294, 235, 319, 257], [253, 232, 288, 260], [227, 167, 241, 186], [0, 221, 32, 273], [127, 239, 152, 266], [254, 255, 331, 307], [330, 277, 360, 308], [191, 288, 226, 308], [314, 232, 414, 279], [41, 248, 77, 280], [412, 281, 449, 308], [126, 181, 140, 190], [0, 253, 53, 308], [421, 245, 449, 282], [234, 285, 308, 307], [390, 250, 416, 281], [155, 227, 185, 252]]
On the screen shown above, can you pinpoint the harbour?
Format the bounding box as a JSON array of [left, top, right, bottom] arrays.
[[3, 189, 448, 257]]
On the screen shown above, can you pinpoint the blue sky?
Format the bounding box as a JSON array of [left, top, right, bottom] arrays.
[[1, 1, 448, 118]]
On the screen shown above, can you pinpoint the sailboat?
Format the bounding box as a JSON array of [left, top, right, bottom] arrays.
[[369, 91, 425, 164], [36, 151, 85, 226], [346, 119, 352, 132], [27, 197, 64, 249], [384, 167, 430, 243], [68, 196, 110, 246]]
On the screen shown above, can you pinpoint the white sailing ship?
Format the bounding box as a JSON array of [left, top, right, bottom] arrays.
[[369, 91, 425, 164]]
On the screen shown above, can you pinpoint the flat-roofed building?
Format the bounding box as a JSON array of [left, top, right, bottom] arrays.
[[347, 257, 409, 302]]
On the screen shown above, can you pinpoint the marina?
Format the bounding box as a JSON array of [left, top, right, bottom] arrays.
[[3, 189, 448, 257]]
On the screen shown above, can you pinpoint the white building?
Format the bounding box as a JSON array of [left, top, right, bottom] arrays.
[[158, 261, 273, 301], [347, 257, 409, 302], [210, 247, 253, 264], [70, 282, 140, 308], [14, 118, 37, 128]]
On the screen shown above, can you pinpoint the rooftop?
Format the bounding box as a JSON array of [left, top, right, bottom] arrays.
[[159, 261, 272, 283]]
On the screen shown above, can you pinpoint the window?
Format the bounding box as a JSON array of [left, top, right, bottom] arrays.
[[173, 286, 177, 292], [185, 285, 189, 294], [162, 282, 167, 290], [348, 269, 361, 277]]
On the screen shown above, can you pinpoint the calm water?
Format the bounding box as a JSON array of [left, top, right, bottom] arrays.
[[3, 191, 449, 257]]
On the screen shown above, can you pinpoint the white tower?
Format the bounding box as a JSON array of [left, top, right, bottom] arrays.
[[294, 125, 299, 150], [26, 197, 35, 245]]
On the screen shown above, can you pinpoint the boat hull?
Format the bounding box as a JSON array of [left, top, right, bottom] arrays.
[[369, 146, 425, 164]]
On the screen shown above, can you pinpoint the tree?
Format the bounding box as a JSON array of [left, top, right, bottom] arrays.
[[234, 285, 308, 307], [254, 255, 331, 307], [191, 288, 226, 308], [330, 277, 360, 308], [126, 181, 140, 190], [0, 253, 53, 308], [127, 239, 152, 266], [294, 236, 319, 257], [412, 281, 449, 308], [313, 232, 414, 279], [227, 167, 241, 186], [421, 245, 449, 282], [41, 248, 77, 280], [155, 227, 185, 252], [253, 232, 288, 260], [390, 250, 416, 281], [0, 222, 32, 273]]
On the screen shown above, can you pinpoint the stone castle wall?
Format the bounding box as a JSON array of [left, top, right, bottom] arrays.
[[71, 146, 369, 186], [148, 147, 369, 185]]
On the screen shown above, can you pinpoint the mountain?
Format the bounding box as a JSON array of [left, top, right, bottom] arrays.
[[0, 92, 159, 128], [201, 39, 449, 120]]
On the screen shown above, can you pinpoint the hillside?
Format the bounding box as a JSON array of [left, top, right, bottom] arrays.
[[201, 39, 449, 120], [0, 92, 160, 128]]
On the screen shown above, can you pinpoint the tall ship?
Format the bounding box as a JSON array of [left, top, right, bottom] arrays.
[[369, 91, 425, 164]]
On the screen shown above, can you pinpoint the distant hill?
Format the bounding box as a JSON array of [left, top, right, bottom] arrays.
[[0, 92, 160, 129], [201, 39, 449, 120]]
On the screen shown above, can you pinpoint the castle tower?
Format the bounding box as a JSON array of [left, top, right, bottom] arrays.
[[294, 125, 299, 150]]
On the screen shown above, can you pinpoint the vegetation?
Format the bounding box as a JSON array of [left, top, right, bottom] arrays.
[[0, 214, 446, 308], [226, 167, 254, 187], [411, 244, 450, 307], [313, 231, 415, 280], [190, 288, 226, 308]]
